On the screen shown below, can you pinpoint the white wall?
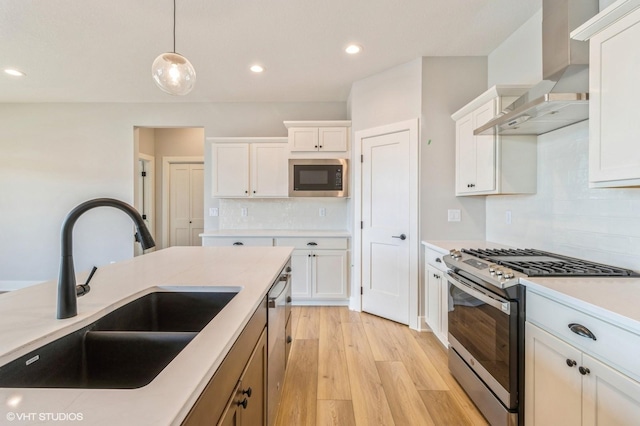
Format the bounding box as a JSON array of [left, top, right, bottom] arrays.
[[421, 57, 488, 240], [488, 10, 542, 87], [0, 102, 346, 283], [485, 6, 640, 271]]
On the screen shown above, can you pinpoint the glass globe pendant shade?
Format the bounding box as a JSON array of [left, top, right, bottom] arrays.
[[151, 52, 196, 95]]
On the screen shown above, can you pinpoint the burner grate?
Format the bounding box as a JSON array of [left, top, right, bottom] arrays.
[[461, 248, 638, 277]]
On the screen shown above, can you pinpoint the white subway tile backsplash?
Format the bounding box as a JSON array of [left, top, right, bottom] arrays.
[[487, 121, 640, 271]]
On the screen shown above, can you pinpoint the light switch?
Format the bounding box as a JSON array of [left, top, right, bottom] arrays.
[[506, 210, 512, 225], [209, 208, 219, 217], [319, 208, 326, 217], [241, 207, 248, 217], [447, 209, 461, 222]]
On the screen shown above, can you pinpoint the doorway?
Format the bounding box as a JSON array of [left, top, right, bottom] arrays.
[[354, 119, 420, 328], [135, 153, 155, 256], [165, 159, 204, 247]]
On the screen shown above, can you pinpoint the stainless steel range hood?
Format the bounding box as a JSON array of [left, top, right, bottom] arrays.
[[475, 0, 599, 136]]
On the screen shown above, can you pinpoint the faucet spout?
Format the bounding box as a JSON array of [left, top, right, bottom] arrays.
[[57, 198, 155, 319]]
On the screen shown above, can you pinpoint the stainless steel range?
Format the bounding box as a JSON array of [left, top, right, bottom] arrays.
[[443, 248, 638, 426]]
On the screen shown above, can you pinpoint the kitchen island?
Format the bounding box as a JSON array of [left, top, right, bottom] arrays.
[[0, 246, 292, 425]]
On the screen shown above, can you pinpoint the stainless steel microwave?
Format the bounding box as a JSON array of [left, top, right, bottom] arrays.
[[288, 159, 349, 197]]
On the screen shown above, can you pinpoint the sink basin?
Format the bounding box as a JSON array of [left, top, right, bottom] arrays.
[[0, 289, 238, 389]]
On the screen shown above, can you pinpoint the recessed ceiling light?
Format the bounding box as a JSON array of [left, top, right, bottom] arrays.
[[345, 44, 363, 55], [250, 65, 264, 73], [4, 69, 26, 77]]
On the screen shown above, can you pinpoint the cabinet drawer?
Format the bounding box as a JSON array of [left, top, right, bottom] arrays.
[[425, 247, 447, 272], [274, 237, 348, 250], [527, 290, 640, 381], [202, 237, 274, 247]]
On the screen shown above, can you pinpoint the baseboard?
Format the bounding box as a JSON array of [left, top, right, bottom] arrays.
[[290, 299, 350, 306]]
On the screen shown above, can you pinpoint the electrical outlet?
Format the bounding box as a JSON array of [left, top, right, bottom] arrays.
[[447, 209, 461, 222], [506, 210, 512, 225], [209, 208, 219, 217], [241, 207, 248, 217], [319, 207, 326, 217]]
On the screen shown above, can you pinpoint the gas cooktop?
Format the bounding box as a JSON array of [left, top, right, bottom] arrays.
[[461, 248, 639, 277]]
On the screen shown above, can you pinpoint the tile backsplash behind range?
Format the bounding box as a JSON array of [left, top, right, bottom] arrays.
[[486, 121, 640, 271], [219, 198, 348, 230]]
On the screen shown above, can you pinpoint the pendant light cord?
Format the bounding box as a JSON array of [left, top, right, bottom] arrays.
[[173, 0, 176, 53]]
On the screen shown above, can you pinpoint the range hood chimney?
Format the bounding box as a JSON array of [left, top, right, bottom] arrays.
[[475, 0, 599, 136]]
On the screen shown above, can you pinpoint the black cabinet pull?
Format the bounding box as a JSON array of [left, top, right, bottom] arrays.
[[566, 359, 577, 367], [242, 387, 252, 398], [307, 242, 318, 246], [237, 398, 248, 409], [245, 190, 248, 194], [286, 296, 292, 303], [286, 266, 292, 272], [435, 258, 442, 263], [287, 336, 292, 344], [568, 323, 597, 341], [579, 366, 590, 376], [233, 242, 244, 246], [253, 190, 256, 194]]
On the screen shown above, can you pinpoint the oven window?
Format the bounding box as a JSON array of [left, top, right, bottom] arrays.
[[299, 170, 329, 185], [448, 283, 510, 392]]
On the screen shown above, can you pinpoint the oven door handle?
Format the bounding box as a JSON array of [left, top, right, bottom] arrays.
[[447, 271, 511, 315]]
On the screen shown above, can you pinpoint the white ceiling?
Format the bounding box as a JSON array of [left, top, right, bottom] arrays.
[[0, 0, 541, 103]]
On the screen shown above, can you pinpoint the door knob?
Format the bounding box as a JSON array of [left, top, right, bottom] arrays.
[[392, 234, 407, 240]]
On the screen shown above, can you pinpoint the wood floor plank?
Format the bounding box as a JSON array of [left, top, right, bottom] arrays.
[[296, 306, 321, 339], [290, 306, 302, 340], [411, 330, 489, 425], [317, 307, 352, 400], [340, 307, 362, 324], [419, 390, 474, 426], [316, 400, 356, 426], [361, 313, 403, 361], [342, 322, 396, 426], [275, 339, 319, 426], [377, 361, 436, 426]]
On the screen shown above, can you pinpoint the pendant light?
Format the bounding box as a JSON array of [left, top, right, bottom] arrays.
[[151, 0, 196, 95]]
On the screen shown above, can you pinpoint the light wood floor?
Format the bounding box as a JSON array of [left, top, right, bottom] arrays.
[[275, 307, 488, 426]]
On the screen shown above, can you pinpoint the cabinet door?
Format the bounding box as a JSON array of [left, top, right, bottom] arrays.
[[290, 250, 312, 298], [318, 127, 347, 152], [425, 265, 441, 335], [212, 143, 250, 197], [239, 330, 267, 426], [456, 112, 477, 194], [582, 353, 640, 426], [473, 100, 497, 192], [313, 250, 348, 299], [251, 143, 287, 197], [589, 8, 640, 186], [288, 127, 319, 152], [525, 322, 582, 426]]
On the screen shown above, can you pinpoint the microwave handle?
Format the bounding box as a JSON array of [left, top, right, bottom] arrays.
[[447, 271, 511, 315]]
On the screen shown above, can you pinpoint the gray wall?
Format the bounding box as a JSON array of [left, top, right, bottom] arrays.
[[0, 102, 346, 284]]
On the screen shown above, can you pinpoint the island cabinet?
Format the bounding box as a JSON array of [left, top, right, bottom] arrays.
[[182, 297, 267, 426], [209, 138, 288, 198], [451, 85, 536, 196], [571, 2, 640, 188], [423, 246, 449, 347], [525, 290, 640, 425], [283, 120, 351, 157], [275, 237, 349, 304]]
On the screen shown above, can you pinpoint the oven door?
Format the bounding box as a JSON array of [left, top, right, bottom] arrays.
[[447, 270, 517, 409]]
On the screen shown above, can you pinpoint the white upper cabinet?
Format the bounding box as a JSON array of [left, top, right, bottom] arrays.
[[209, 138, 288, 198], [452, 85, 537, 196], [572, 1, 640, 187], [284, 121, 351, 156]]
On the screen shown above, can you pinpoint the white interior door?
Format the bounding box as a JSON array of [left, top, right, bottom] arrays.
[[169, 162, 204, 247], [361, 129, 411, 324]]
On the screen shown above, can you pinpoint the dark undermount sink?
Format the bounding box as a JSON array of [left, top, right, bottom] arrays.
[[0, 289, 238, 389]]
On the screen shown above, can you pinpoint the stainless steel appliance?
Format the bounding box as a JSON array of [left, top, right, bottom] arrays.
[[288, 159, 348, 197], [444, 248, 638, 426], [267, 263, 292, 426]]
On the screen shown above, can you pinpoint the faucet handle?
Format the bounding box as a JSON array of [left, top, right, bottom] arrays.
[[76, 266, 97, 297]]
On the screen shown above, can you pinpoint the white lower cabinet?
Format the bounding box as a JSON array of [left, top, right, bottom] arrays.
[[525, 290, 640, 426], [276, 238, 349, 304], [423, 246, 448, 346]]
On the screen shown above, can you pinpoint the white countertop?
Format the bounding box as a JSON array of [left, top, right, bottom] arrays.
[[201, 229, 351, 238], [0, 246, 293, 425], [423, 239, 640, 334]]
